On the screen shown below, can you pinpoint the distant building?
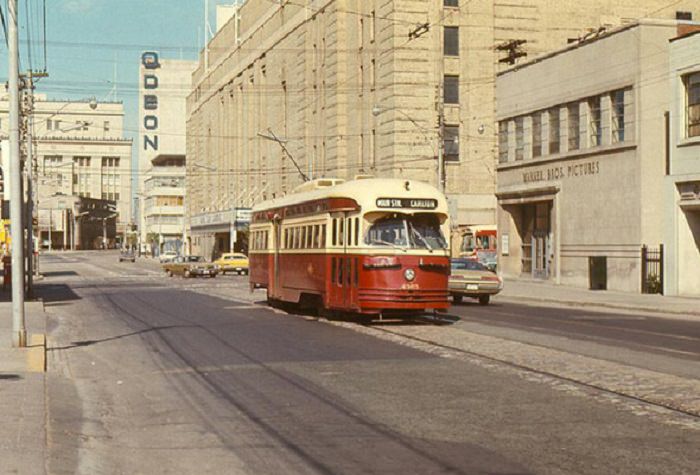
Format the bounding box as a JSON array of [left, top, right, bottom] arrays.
[[664, 29, 700, 296], [137, 53, 196, 255], [0, 96, 132, 249], [495, 20, 698, 293]]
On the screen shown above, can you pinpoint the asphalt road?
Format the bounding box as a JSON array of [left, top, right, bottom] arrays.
[[41, 251, 700, 474]]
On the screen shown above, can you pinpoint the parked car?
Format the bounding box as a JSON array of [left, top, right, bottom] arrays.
[[163, 255, 218, 278], [449, 258, 503, 305], [214, 252, 249, 275], [159, 251, 178, 263], [119, 248, 136, 263]]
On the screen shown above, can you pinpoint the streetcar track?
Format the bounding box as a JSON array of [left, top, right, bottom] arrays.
[[99, 287, 470, 474], [363, 323, 700, 421], [453, 304, 700, 343], [448, 313, 700, 359]]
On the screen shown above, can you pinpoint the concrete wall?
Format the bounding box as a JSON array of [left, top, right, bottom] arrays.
[[665, 31, 700, 296]]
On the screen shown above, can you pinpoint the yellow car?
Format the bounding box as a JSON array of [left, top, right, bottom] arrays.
[[214, 252, 249, 275]]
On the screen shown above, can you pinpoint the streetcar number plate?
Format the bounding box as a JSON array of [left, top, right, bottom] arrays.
[[466, 284, 479, 290]]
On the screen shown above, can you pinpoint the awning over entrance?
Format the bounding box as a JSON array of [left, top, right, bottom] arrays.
[[496, 186, 559, 205]]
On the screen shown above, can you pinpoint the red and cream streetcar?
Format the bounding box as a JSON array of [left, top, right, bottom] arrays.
[[249, 177, 450, 318]]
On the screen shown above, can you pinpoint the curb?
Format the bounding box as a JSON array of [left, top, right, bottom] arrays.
[[496, 295, 700, 318], [26, 333, 46, 372]]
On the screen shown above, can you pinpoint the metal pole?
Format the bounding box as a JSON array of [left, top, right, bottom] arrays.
[[102, 218, 107, 249], [25, 75, 36, 294], [8, 0, 26, 347], [48, 210, 52, 251]]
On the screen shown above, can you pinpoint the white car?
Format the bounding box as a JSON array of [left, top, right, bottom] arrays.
[[159, 251, 178, 263]]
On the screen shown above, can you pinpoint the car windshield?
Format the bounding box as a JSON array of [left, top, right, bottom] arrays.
[[186, 256, 203, 262], [451, 259, 487, 271], [364, 214, 447, 250], [478, 251, 497, 264]]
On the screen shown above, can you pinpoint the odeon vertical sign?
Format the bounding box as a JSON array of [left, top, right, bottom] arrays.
[[141, 51, 161, 152]]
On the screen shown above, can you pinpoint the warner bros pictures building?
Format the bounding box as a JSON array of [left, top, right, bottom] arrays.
[[664, 29, 700, 297], [495, 20, 700, 293]]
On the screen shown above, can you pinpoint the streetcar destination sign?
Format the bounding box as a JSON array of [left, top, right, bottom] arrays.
[[376, 198, 438, 209]]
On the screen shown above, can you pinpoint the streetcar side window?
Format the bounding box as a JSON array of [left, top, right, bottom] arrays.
[[347, 219, 353, 247], [264, 231, 268, 250], [332, 219, 337, 246], [354, 218, 359, 246], [339, 219, 344, 246], [313, 225, 319, 248], [321, 224, 327, 248], [306, 226, 312, 249]]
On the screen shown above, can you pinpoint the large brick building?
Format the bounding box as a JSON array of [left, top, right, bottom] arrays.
[[186, 0, 700, 256]]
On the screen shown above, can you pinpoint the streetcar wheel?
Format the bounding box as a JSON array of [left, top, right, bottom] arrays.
[[452, 294, 463, 304], [478, 295, 490, 305]]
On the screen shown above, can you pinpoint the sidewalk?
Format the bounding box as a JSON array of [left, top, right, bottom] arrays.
[[0, 297, 48, 475], [497, 278, 700, 318]]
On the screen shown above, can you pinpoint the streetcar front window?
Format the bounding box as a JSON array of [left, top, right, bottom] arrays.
[[364, 214, 447, 250]]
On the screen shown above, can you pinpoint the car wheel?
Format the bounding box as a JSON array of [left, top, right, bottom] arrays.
[[478, 295, 490, 305], [243, 270, 249, 276], [184, 270, 191, 278], [452, 294, 463, 304], [166, 270, 173, 277]]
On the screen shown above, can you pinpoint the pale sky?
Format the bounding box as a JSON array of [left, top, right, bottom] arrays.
[[1, 0, 232, 143]]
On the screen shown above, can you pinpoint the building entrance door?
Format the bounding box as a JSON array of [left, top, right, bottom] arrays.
[[521, 201, 552, 279], [532, 230, 549, 279]]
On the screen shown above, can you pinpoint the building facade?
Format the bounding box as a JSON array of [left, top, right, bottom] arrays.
[[496, 20, 696, 293], [664, 29, 700, 296], [186, 0, 700, 256], [0, 96, 132, 248], [137, 53, 196, 255], [142, 155, 185, 255]]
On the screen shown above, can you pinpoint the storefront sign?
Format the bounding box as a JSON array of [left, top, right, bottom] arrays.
[[523, 160, 600, 184], [501, 234, 509, 256], [376, 198, 438, 209]]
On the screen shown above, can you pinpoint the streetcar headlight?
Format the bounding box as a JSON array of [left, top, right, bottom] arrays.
[[404, 268, 416, 281]]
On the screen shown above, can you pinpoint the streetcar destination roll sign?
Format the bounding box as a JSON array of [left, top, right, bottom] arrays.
[[376, 198, 438, 209]]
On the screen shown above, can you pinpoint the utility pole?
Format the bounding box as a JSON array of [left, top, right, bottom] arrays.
[[8, 0, 26, 347]]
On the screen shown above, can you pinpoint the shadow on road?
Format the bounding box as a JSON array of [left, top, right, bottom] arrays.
[[48, 324, 198, 351]]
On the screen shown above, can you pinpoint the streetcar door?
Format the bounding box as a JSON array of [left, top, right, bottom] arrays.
[[328, 213, 347, 309], [271, 217, 282, 299], [344, 215, 359, 310]]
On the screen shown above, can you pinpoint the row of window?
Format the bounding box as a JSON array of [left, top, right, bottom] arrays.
[[250, 230, 269, 251], [285, 224, 327, 250], [45, 119, 111, 133], [252, 217, 367, 251], [498, 88, 630, 163], [43, 155, 121, 169]]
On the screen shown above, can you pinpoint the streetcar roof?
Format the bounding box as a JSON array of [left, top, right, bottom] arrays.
[[252, 178, 448, 216]]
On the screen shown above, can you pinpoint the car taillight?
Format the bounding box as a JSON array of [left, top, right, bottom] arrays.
[[481, 275, 501, 282], [450, 275, 466, 280]]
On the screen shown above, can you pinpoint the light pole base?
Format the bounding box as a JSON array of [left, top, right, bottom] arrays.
[[12, 330, 27, 348]]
